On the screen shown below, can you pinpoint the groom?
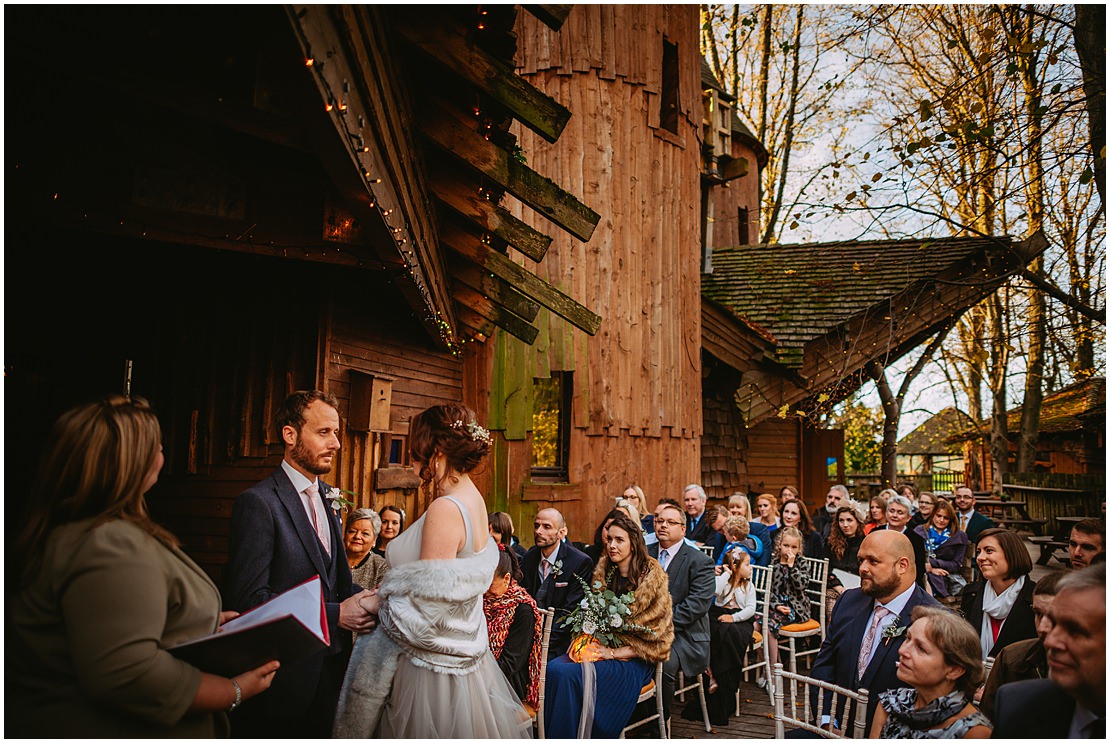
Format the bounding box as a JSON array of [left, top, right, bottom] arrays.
[[224, 390, 374, 738]]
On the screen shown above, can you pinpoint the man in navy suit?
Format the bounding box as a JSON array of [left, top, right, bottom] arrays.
[[803, 530, 939, 735], [683, 484, 715, 544], [648, 503, 716, 722], [224, 390, 374, 738], [520, 507, 594, 659], [994, 563, 1105, 738], [953, 486, 996, 543]]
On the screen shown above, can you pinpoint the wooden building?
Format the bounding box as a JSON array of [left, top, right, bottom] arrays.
[[8, 5, 603, 578]]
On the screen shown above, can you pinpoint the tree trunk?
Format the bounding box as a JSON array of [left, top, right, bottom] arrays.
[[756, 5, 772, 143], [988, 292, 1010, 490], [1073, 4, 1106, 211], [762, 5, 803, 243], [867, 362, 900, 488]]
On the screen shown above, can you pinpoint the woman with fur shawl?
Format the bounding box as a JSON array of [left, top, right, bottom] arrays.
[[544, 514, 674, 738]]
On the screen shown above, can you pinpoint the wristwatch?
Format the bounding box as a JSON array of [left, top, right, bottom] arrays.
[[228, 679, 242, 712]]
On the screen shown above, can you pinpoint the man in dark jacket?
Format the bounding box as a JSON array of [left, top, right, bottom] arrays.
[[520, 507, 594, 659]]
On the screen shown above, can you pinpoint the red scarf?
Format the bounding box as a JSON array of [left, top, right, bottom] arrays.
[[483, 579, 543, 708]]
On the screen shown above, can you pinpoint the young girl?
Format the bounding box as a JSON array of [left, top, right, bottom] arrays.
[[765, 526, 813, 685], [704, 549, 757, 726]]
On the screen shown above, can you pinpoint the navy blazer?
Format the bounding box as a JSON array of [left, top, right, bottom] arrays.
[[963, 511, 996, 542], [520, 541, 593, 658], [993, 678, 1077, 738], [687, 510, 715, 544], [960, 576, 1037, 658], [224, 468, 356, 721], [808, 584, 940, 733], [649, 541, 716, 676], [748, 520, 773, 566]]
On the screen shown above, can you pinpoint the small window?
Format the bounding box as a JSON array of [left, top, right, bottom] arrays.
[[659, 39, 680, 134], [737, 207, 750, 245], [531, 372, 572, 480], [388, 435, 409, 466]]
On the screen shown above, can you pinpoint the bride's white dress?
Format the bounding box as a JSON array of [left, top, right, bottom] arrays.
[[334, 495, 531, 738]]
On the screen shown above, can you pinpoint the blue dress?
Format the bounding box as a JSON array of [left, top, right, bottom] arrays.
[[545, 654, 653, 738]]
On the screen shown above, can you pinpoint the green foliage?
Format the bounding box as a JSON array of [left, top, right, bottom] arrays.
[[829, 399, 883, 473]]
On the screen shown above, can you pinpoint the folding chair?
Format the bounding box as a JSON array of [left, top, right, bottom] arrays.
[[697, 543, 715, 559], [778, 557, 828, 713], [532, 608, 555, 738], [620, 661, 667, 739], [737, 564, 774, 714], [674, 668, 711, 732], [772, 662, 870, 738]]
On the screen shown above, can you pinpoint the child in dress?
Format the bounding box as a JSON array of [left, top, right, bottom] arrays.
[[765, 526, 812, 682], [705, 549, 756, 702]]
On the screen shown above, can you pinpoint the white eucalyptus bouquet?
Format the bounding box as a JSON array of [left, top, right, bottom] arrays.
[[562, 567, 654, 649]]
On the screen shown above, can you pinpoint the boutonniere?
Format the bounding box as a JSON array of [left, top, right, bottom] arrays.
[[323, 485, 356, 514], [551, 559, 564, 577], [882, 615, 907, 645]]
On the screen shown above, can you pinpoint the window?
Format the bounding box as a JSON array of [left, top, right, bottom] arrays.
[[388, 435, 409, 466], [531, 372, 572, 480], [737, 207, 750, 245], [659, 38, 680, 134]]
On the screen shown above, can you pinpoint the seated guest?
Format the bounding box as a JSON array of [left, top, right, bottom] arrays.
[[960, 528, 1036, 660], [813, 484, 849, 540], [764, 526, 814, 683], [614, 498, 645, 538], [716, 516, 764, 566], [544, 515, 674, 738], [953, 486, 995, 543], [870, 605, 992, 738], [521, 508, 594, 659], [914, 498, 969, 599], [373, 504, 405, 557], [878, 493, 928, 589], [864, 494, 889, 535], [345, 508, 388, 591], [705, 548, 757, 727], [489, 511, 527, 559], [908, 490, 936, 530], [993, 564, 1106, 739], [728, 493, 772, 567], [978, 571, 1064, 721], [824, 503, 866, 614], [755, 493, 782, 535], [779, 485, 800, 506], [622, 484, 654, 535], [483, 544, 543, 714], [683, 484, 715, 544], [805, 530, 940, 735], [780, 499, 823, 557], [648, 504, 715, 723], [584, 508, 624, 565], [705, 505, 732, 562], [1068, 517, 1105, 569]]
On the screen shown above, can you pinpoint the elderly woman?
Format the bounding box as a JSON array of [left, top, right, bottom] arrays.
[[545, 514, 674, 738], [345, 508, 388, 591], [483, 544, 543, 714], [728, 493, 773, 566], [870, 605, 992, 738], [880, 493, 928, 589], [959, 528, 1037, 659], [914, 499, 969, 599]]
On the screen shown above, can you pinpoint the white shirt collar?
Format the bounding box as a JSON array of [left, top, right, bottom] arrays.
[[541, 541, 562, 565], [1069, 701, 1100, 738], [877, 582, 917, 617], [281, 459, 316, 495], [659, 541, 683, 564]]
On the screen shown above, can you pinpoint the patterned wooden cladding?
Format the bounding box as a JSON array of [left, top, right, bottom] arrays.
[[463, 6, 703, 542]]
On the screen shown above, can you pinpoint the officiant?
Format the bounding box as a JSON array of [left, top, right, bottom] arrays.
[[8, 395, 280, 737]]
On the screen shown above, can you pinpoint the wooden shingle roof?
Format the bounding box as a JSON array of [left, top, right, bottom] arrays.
[[898, 407, 969, 455], [703, 236, 1018, 368]]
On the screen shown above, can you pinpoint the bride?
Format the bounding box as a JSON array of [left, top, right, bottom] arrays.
[[334, 404, 530, 738]]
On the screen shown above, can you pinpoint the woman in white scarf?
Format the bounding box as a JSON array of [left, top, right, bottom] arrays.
[[959, 527, 1038, 659]]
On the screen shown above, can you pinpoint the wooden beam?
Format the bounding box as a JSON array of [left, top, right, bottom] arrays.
[[450, 256, 541, 321], [523, 5, 574, 31], [442, 223, 602, 336], [454, 284, 540, 345], [394, 19, 570, 144], [419, 102, 600, 242], [429, 169, 552, 262], [455, 305, 498, 340]]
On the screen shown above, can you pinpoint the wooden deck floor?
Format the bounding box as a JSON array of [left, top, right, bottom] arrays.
[[667, 678, 780, 739]]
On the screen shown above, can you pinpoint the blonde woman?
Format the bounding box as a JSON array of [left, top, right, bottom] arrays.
[[755, 493, 781, 534]]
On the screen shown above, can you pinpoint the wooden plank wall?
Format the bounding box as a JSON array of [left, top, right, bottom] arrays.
[[463, 6, 703, 542], [743, 418, 803, 506]]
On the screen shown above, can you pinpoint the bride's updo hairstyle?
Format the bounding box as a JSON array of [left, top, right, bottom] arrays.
[[409, 403, 492, 485]]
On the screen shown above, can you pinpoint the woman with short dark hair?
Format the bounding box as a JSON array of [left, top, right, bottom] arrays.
[[960, 528, 1037, 659]]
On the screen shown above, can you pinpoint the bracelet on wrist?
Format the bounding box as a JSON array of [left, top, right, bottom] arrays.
[[227, 678, 242, 712]]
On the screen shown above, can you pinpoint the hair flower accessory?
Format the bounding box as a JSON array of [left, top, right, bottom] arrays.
[[451, 418, 492, 445]]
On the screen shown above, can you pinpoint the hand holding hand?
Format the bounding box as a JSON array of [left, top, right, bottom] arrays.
[[339, 589, 377, 632]]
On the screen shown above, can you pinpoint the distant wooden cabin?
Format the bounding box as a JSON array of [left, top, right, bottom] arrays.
[[896, 407, 969, 493], [954, 377, 1106, 490]]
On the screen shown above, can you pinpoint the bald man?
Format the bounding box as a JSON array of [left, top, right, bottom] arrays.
[[520, 508, 594, 658], [798, 530, 940, 736]]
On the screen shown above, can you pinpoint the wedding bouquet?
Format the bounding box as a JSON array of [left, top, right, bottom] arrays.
[[562, 568, 655, 655]]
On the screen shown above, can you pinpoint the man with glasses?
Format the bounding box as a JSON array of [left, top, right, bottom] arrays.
[[647, 504, 715, 724], [953, 486, 995, 543]]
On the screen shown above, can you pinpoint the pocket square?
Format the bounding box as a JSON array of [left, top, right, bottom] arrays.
[[555, 581, 569, 588]]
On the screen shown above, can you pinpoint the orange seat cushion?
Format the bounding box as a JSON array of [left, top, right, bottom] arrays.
[[751, 630, 763, 644], [640, 680, 656, 696], [780, 619, 820, 633], [523, 702, 537, 719]]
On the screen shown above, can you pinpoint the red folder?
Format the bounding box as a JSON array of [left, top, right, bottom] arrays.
[[169, 575, 330, 676]]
